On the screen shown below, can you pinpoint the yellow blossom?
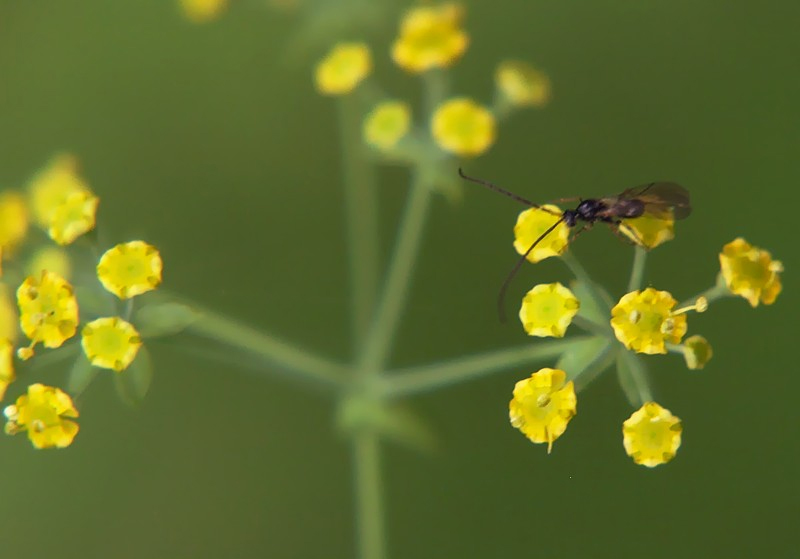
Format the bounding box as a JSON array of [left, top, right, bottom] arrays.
[[391, 3, 468, 73], [314, 42, 372, 95], [513, 205, 570, 263], [17, 270, 79, 357], [509, 368, 577, 453], [622, 402, 682, 467], [682, 335, 713, 370], [519, 282, 579, 338], [363, 101, 411, 151], [97, 241, 163, 299], [0, 190, 29, 253], [48, 189, 99, 245], [619, 213, 675, 249], [0, 284, 18, 343], [180, 0, 228, 23], [0, 339, 14, 400], [495, 60, 551, 108], [81, 317, 142, 372], [431, 98, 496, 157], [4, 383, 79, 449], [719, 237, 782, 307], [27, 154, 90, 228], [610, 288, 694, 354], [26, 247, 72, 282]]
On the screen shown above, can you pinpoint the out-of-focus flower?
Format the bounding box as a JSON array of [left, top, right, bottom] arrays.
[[81, 317, 142, 372], [48, 189, 99, 245], [391, 3, 468, 73], [314, 42, 372, 95], [180, 0, 228, 23], [97, 241, 163, 299], [610, 288, 688, 355], [0, 339, 14, 401], [509, 368, 577, 453], [719, 237, 782, 307], [519, 282, 579, 338], [0, 284, 18, 343], [4, 383, 79, 449], [26, 247, 72, 282], [681, 334, 713, 370], [495, 60, 551, 108], [17, 270, 79, 358], [363, 101, 411, 151], [513, 205, 570, 263], [622, 402, 682, 467], [431, 98, 496, 157], [0, 190, 29, 255], [620, 214, 674, 249]]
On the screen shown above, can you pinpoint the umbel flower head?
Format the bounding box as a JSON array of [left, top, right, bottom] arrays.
[[97, 241, 163, 299], [622, 402, 682, 467], [513, 205, 570, 263], [519, 282, 579, 338], [431, 98, 496, 157], [719, 237, 782, 307], [4, 383, 79, 449], [495, 60, 551, 108], [610, 288, 694, 355], [17, 270, 79, 359], [363, 101, 411, 151], [509, 368, 577, 453], [81, 317, 142, 372], [391, 2, 469, 73], [315, 42, 372, 96]]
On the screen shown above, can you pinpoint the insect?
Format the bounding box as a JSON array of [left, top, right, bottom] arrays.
[[458, 168, 691, 319]]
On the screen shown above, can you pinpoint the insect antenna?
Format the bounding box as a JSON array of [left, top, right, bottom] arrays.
[[458, 168, 558, 212], [497, 216, 566, 322]]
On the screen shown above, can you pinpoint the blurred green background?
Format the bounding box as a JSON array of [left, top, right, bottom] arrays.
[[1, 0, 797, 557]]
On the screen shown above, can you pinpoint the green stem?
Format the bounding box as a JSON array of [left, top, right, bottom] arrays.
[[627, 246, 648, 293], [679, 281, 731, 309], [359, 173, 431, 373], [571, 341, 618, 392], [561, 252, 612, 314], [571, 315, 612, 337], [339, 95, 380, 354], [185, 309, 347, 388], [380, 338, 585, 397], [353, 430, 386, 559], [617, 350, 652, 406]]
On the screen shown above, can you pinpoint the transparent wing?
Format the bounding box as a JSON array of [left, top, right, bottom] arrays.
[[620, 182, 691, 220]]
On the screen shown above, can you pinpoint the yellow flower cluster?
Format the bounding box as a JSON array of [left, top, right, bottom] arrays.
[[391, 3, 468, 73], [315, 43, 372, 96], [4, 383, 79, 449]]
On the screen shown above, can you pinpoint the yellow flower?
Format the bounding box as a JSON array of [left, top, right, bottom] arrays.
[[314, 42, 372, 95], [610, 288, 696, 354], [97, 241, 163, 299], [26, 247, 72, 282], [17, 270, 79, 357], [622, 402, 682, 467], [391, 3, 468, 73], [719, 237, 782, 307], [363, 101, 411, 151], [27, 154, 90, 228], [682, 334, 713, 370], [180, 0, 228, 23], [3, 383, 79, 449], [495, 60, 551, 108], [81, 317, 142, 372], [509, 368, 577, 453], [619, 214, 674, 249], [48, 189, 99, 245], [0, 190, 29, 253], [431, 98, 496, 157], [0, 284, 18, 343], [519, 282, 579, 338], [0, 339, 14, 401], [513, 205, 570, 263]]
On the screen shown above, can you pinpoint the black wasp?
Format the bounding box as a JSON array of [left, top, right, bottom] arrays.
[[458, 168, 692, 319]]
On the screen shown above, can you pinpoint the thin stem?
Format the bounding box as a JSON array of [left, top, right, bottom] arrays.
[[339, 94, 380, 354], [679, 281, 731, 309], [359, 173, 431, 373], [353, 430, 386, 559], [185, 309, 347, 388], [617, 350, 652, 406], [627, 246, 648, 293], [561, 252, 612, 315], [380, 338, 585, 397]]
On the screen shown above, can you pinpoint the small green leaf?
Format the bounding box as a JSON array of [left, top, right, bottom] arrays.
[[66, 352, 100, 396], [557, 336, 616, 391], [114, 345, 153, 407], [616, 351, 652, 407], [134, 302, 201, 338]]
